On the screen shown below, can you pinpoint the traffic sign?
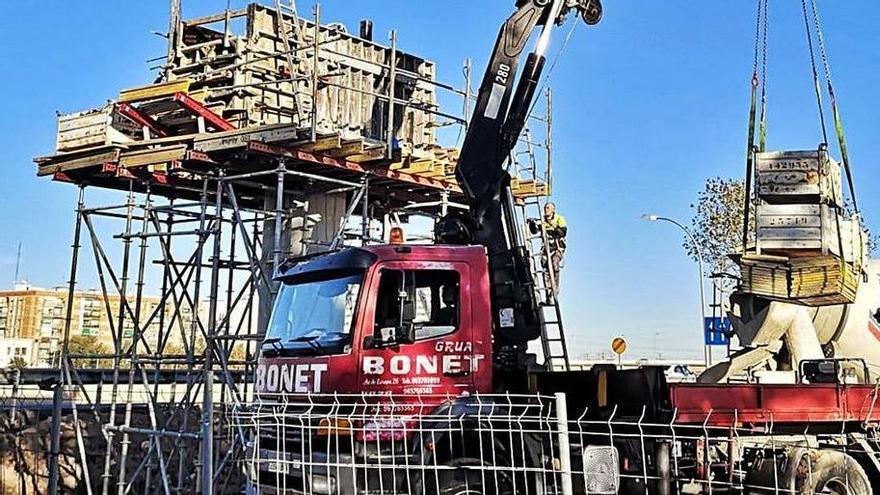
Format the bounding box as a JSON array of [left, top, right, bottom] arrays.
[[611, 337, 627, 355], [704, 317, 731, 346]]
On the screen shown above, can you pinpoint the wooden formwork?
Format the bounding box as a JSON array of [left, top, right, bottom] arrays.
[[167, 3, 437, 147], [41, 2, 550, 203]]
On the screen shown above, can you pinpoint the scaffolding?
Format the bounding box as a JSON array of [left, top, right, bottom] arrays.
[[4, 2, 559, 493]]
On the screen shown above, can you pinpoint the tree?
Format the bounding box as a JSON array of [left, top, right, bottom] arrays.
[[686, 177, 754, 278], [8, 356, 27, 370], [67, 335, 112, 368]]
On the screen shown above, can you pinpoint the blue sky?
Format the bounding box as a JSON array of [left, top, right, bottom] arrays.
[[1, 1, 878, 360]]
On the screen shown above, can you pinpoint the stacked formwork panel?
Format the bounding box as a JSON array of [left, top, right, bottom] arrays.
[[165, 4, 438, 148], [739, 148, 866, 306]]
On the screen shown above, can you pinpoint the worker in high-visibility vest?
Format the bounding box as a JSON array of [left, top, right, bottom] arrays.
[[528, 202, 568, 302]]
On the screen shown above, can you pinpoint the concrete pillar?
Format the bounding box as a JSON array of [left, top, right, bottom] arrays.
[[304, 191, 347, 253], [257, 189, 347, 331]]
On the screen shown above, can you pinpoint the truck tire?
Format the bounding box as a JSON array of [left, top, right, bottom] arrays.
[[793, 450, 872, 495], [431, 457, 522, 495], [433, 461, 488, 495]]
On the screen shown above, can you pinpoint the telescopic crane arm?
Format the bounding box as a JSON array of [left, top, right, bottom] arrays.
[[437, 0, 601, 367]]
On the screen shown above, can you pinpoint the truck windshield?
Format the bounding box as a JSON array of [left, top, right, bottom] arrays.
[[264, 273, 363, 355]]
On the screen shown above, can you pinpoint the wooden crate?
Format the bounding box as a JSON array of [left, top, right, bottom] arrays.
[[55, 104, 136, 152], [740, 254, 859, 306], [756, 203, 864, 259], [756, 149, 842, 205], [511, 179, 550, 199]]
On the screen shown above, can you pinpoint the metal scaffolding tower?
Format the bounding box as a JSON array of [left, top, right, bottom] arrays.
[[1, 2, 559, 493]]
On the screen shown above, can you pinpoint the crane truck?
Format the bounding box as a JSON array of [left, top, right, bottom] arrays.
[[249, 1, 880, 494]]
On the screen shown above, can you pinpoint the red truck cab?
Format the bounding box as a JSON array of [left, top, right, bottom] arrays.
[[255, 244, 494, 400]]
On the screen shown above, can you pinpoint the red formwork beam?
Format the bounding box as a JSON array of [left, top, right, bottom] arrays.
[[670, 383, 880, 426], [115, 103, 167, 137], [172, 92, 235, 131], [245, 140, 462, 193]]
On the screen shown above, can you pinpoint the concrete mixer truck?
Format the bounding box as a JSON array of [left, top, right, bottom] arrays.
[[702, 259, 880, 385]]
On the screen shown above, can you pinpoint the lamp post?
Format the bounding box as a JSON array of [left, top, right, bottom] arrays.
[[642, 214, 711, 367]]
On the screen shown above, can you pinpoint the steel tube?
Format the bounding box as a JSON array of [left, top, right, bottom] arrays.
[[273, 161, 287, 272], [386, 30, 397, 159], [555, 392, 574, 495], [201, 173, 225, 495]]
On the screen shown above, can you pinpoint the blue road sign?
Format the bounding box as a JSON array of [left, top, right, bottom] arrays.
[[704, 316, 731, 346]]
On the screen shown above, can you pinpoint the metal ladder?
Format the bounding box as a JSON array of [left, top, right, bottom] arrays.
[[512, 126, 571, 371], [273, 0, 311, 126]]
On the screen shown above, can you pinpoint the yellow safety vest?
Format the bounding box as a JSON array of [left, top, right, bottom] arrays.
[[544, 213, 567, 232], [543, 214, 567, 250]]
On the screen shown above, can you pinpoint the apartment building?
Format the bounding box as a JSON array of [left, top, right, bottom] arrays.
[[0, 284, 210, 367]]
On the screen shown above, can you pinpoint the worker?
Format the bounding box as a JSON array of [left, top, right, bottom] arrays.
[[528, 202, 568, 301]]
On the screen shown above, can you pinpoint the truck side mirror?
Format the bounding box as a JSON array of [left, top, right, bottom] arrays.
[[397, 300, 416, 344]]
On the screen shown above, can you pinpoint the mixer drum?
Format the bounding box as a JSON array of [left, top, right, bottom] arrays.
[[732, 260, 880, 368]]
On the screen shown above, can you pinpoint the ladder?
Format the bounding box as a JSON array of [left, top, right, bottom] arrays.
[[511, 126, 571, 371], [273, 0, 311, 126]]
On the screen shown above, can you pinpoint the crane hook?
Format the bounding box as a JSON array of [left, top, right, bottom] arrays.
[[560, 0, 603, 26], [580, 0, 603, 25]]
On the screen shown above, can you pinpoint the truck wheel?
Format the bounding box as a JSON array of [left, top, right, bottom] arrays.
[[434, 464, 487, 495], [431, 457, 520, 495], [793, 450, 872, 495]]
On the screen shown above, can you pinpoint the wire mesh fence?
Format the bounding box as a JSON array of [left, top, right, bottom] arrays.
[[2, 381, 880, 494], [230, 392, 880, 495]]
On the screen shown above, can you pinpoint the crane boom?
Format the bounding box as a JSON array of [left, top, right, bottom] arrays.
[[437, 0, 601, 371]]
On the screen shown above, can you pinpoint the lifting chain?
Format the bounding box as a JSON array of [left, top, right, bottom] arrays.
[[741, 0, 770, 250], [800, 0, 859, 219], [757, 0, 769, 152], [800, 0, 830, 146]]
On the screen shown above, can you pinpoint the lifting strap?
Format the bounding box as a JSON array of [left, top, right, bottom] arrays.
[[800, 0, 865, 270], [741, 0, 769, 253], [804, 0, 860, 217]]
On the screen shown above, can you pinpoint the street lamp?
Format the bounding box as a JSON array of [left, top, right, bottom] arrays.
[[642, 214, 711, 368]]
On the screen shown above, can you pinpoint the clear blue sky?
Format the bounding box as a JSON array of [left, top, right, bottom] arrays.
[[1, 1, 878, 360]]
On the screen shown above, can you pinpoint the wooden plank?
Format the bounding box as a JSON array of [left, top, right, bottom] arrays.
[[756, 150, 824, 172], [399, 159, 435, 174], [119, 79, 193, 103], [349, 146, 388, 163], [58, 125, 118, 144], [756, 149, 841, 202], [759, 240, 824, 251], [58, 109, 111, 132], [325, 139, 366, 157], [758, 227, 822, 240], [758, 184, 829, 196], [193, 123, 300, 152], [120, 145, 188, 169], [759, 204, 821, 215], [37, 149, 122, 176], [739, 253, 860, 306], [301, 134, 342, 152], [150, 161, 183, 173]]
